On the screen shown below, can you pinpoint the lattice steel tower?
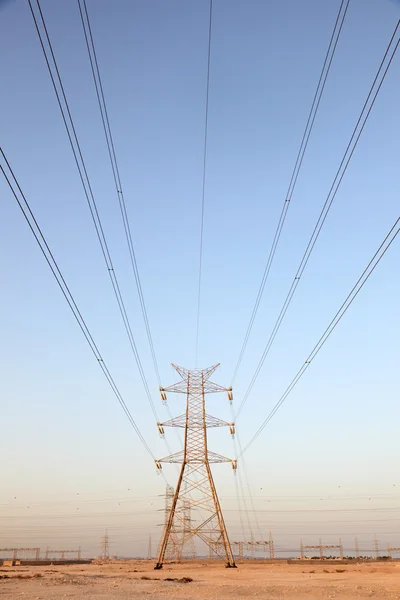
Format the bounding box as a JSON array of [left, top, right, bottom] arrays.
[[154, 364, 236, 569]]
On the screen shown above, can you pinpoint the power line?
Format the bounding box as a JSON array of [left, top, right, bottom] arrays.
[[229, 404, 254, 539], [27, 0, 162, 423], [237, 438, 263, 540], [76, 0, 161, 387], [240, 211, 400, 456], [0, 147, 155, 460], [231, 0, 351, 384], [76, 0, 182, 448], [232, 464, 246, 541], [195, 0, 213, 367], [235, 19, 400, 419]]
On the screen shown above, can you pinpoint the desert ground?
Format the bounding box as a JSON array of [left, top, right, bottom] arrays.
[[1, 560, 400, 600]]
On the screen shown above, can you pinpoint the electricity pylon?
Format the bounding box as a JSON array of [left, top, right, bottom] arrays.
[[154, 364, 236, 569], [355, 536, 359, 559], [182, 499, 196, 559], [163, 485, 182, 561], [100, 530, 109, 560]]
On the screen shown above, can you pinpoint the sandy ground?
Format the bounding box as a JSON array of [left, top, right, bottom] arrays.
[[1, 559, 400, 599]]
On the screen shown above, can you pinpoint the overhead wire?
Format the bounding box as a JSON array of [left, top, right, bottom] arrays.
[[240, 210, 400, 456], [75, 0, 182, 449], [229, 403, 261, 540], [76, 0, 161, 388], [231, 0, 351, 384], [195, 0, 213, 367], [235, 18, 400, 419], [232, 467, 246, 541], [0, 147, 155, 461], [235, 455, 254, 540], [27, 0, 172, 451], [236, 431, 263, 540]]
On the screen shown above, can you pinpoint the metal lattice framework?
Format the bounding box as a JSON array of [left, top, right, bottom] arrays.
[[232, 541, 245, 561], [0, 548, 40, 560], [300, 539, 343, 560], [162, 485, 182, 561], [45, 548, 81, 560], [231, 532, 274, 561], [154, 364, 236, 569], [182, 499, 197, 560], [388, 546, 400, 558], [100, 530, 109, 560], [248, 537, 275, 559]]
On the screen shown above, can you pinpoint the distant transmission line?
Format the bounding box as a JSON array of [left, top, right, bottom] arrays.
[[231, 0, 351, 384], [0, 147, 155, 460], [240, 210, 400, 456], [235, 18, 400, 419]]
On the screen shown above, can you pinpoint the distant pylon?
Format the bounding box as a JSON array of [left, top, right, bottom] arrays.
[[232, 541, 244, 561], [147, 535, 152, 560], [162, 485, 181, 561], [269, 530, 275, 559], [154, 364, 236, 569], [182, 499, 196, 559], [100, 529, 109, 560], [355, 536, 359, 559], [373, 534, 379, 559]]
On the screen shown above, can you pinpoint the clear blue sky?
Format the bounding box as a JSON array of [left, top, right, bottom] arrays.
[[0, 0, 399, 558]]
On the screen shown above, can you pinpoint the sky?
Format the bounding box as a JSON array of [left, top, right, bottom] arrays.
[[0, 0, 399, 559]]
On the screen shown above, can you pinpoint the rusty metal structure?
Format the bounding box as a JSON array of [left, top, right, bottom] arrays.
[[154, 364, 236, 569], [0, 548, 40, 560], [45, 548, 81, 560], [300, 539, 343, 560]]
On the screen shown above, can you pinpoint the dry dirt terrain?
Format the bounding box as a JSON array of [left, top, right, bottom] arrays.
[[1, 560, 400, 599]]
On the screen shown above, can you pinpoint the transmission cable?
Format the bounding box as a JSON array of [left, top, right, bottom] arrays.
[[76, 0, 161, 387], [229, 404, 261, 541], [236, 431, 263, 540], [76, 0, 182, 448], [235, 19, 400, 419], [195, 0, 213, 367], [231, 0, 351, 384], [0, 147, 155, 460], [240, 210, 400, 456], [28, 0, 162, 426]]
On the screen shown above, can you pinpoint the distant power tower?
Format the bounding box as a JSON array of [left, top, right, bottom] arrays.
[[0, 548, 40, 560], [300, 539, 343, 560], [162, 485, 182, 561], [373, 535, 380, 559], [100, 530, 110, 560], [154, 364, 236, 569], [387, 545, 400, 558], [182, 499, 197, 560], [45, 547, 81, 560], [232, 541, 245, 561]]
